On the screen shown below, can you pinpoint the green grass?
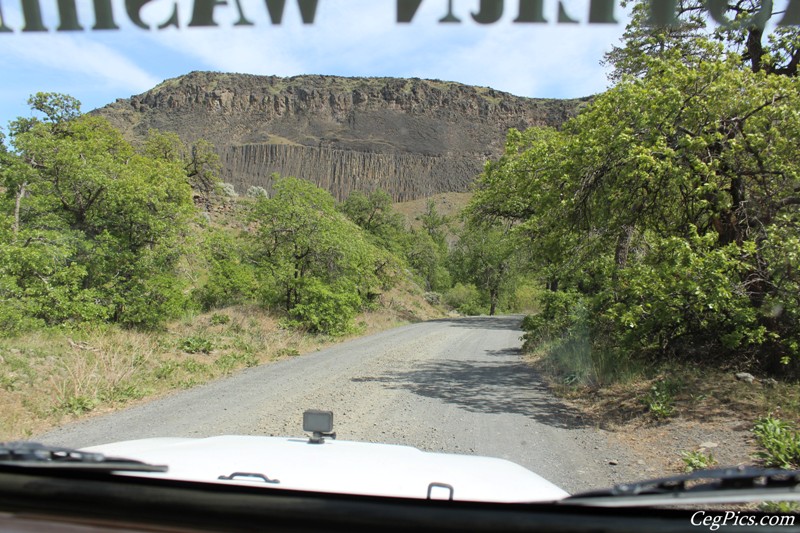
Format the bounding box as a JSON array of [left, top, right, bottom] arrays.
[[210, 313, 230, 326], [178, 335, 214, 354], [643, 379, 683, 420], [759, 501, 800, 512], [528, 333, 649, 390], [753, 415, 800, 469], [681, 450, 716, 472]]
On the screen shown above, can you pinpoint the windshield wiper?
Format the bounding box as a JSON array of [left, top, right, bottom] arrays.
[[563, 467, 800, 507], [0, 442, 167, 473]]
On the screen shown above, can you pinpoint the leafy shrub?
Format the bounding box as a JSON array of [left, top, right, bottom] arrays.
[[210, 313, 231, 325], [179, 336, 213, 354], [759, 501, 800, 513], [444, 283, 483, 315], [246, 186, 268, 198], [61, 395, 96, 415], [219, 182, 238, 197], [116, 272, 190, 329], [0, 286, 43, 337], [604, 233, 764, 363], [456, 301, 485, 316], [753, 415, 800, 469], [506, 281, 542, 313], [521, 290, 584, 350], [423, 292, 441, 305], [681, 450, 716, 472], [643, 379, 680, 420], [289, 279, 361, 336], [196, 259, 257, 311]]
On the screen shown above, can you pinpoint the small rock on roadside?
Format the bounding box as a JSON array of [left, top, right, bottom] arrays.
[[735, 372, 755, 384], [609, 460, 619, 466], [699, 441, 719, 449]]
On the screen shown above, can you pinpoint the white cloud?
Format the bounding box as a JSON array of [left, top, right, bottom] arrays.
[[387, 1, 628, 97], [0, 0, 159, 99], [142, 0, 628, 98], [0, 0, 632, 124], [144, 0, 395, 76], [4, 35, 160, 92], [393, 24, 621, 97]]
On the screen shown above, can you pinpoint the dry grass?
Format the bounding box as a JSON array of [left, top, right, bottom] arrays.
[[0, 290, 447, 441], [393, 192, 472, 229], [530, 353, 800, 475], [543, 365, 800, 431]]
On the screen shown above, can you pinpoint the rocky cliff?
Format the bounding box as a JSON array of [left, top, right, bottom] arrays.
[[98, 72, 586, 201]]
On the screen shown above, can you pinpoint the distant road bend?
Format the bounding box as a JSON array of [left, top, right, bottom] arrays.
[[39, 315, 633, 493]]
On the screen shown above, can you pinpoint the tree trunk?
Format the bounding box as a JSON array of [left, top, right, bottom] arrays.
[[746, 27, 764, 74], [614, 224, 635, 270], [714, 177, 746, 246]]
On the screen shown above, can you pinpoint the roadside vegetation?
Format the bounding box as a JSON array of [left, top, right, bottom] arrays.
[[3, 0, 799, 476], [462, 0, 800, 472], [0, 94, 453, 439], [0, 88, 534, 439], [0, 291, 439, 439], [469, 1, 800, 384]]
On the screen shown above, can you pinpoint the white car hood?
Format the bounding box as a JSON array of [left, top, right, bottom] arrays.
[[83, 436, 569, 503]]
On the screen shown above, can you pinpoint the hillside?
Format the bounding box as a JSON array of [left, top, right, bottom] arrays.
[[96, 72, 587, 201]]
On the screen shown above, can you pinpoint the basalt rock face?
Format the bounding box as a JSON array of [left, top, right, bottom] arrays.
[[98, 71, 586, 201]]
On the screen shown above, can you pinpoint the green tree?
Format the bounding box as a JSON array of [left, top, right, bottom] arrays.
[[142, 129, 221, 209], [471, 54, 800, 371], [450, 221, 517, 316], [194, 228, 258, 310], [605, 0, 800, 80], [26, 92, 81, 123], [470, 127, 576, 292], [402, 200, 451, 292], [1, 94, 194, 330], [405, 228, 451, 292], [419, 199, 449, 249], [341, 194, 455, 294], [250, 177, 383, 334], [603, 0, 710, 82], [339, 189, 406, 252]]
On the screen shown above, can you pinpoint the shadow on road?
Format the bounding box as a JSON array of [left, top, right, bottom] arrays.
[[429, 316, 524, 331], [353, 347, 591, 429]]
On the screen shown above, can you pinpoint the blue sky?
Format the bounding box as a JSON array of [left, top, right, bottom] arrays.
[[1, 0, 631, 128]]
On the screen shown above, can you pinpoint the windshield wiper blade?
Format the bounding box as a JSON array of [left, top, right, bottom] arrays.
[[0, 442, 167, 473], [563, 467, 800, 507]]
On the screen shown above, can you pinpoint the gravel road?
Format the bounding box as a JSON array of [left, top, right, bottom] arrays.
[[38, 315, 640, 494]]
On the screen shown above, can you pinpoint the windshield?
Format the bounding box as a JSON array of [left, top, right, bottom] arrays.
[[1, 0, 800, 515]]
